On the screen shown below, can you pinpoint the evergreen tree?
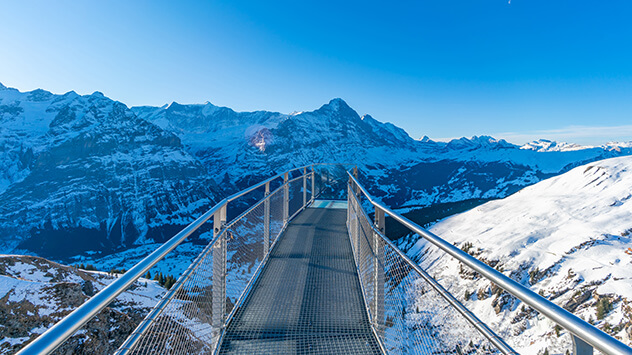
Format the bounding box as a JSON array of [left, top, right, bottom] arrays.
[[164, 275, 176, 290], [596, 298, 612, 320]]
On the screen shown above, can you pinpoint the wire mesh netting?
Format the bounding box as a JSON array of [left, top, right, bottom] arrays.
[[348, 187, 505, 355], [125, 229, 219, 354], [306, 174, 314, 202], [313, 165, 349, 200], [225, 200, 267, 317], [288, 176, 306, 219], [123, 176, 312, 354]]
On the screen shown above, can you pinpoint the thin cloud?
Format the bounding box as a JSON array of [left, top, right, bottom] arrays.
[[494, 125, 632, 146]]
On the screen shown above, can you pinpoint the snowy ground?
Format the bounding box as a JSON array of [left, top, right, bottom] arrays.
[[70, 241, 207, 279], [406, 156, 632, 354], [0, 255, 166, 354]]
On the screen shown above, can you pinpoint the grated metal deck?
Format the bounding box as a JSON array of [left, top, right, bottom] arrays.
[[218, 207, 383, 354]]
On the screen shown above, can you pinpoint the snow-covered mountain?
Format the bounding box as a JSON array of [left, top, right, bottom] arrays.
[[521, 139, 632, 153], [132, 98, 419, 189], [2, 82, 632, 264], [406, 155, 632, 354], [133, 99, 632, 210], [0, 84, 216, 260], [0, 255, 165, 354], [521, 139, 586, 152], [3, 82, 632, 354]]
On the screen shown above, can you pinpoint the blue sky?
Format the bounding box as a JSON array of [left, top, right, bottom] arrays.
[[1, 0, 631, 145]]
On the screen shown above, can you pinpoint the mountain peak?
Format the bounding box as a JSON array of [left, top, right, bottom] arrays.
[[166, 101, 182, 110], [325, 98, 350, 111], [0, 82, 6, 90], [62, 90, 79, 99], [361, 114, 376, 122], [446, 135, 515, 150]]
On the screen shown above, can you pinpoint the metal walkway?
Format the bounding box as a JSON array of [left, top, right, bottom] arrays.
[[21, 165, 632, 355], [218, 207, 382, 354]]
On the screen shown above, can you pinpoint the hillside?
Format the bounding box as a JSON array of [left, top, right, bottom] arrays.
[[0, 255, 165, 354], [407, 155, 632, 354]]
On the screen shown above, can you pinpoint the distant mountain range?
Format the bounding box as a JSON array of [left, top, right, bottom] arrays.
[[404, 155, 632, 353], [2, 82, 632, 262]]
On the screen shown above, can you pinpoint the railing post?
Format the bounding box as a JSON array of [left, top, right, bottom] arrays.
[[353, 166, 361, 197], [311, 165, 316, 201], [573, 335, 594, 355], [303, 167, 307, 207], [351, 186, 359, 261], [283, 172, 289, 225], [263, 182, 270, 256], [349, 180, 359, 258], [373, 206, 385, 338], [212, 204, 227, 341]]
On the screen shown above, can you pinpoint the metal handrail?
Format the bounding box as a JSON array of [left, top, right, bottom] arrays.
[[348, 172, 632, 355], [347, 187, 517, 355], [17, 165, 315, 355], [116, 228, 224, 354], [17, 202, 225, 355], [225, 164, 314, 202]]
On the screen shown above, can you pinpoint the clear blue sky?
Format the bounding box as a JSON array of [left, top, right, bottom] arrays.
[[1, 0, 632, 145]]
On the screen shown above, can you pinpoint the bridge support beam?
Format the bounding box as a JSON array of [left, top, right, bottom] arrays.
[[373, 207, 385, 338], [212, 204, 227, 341], [263, 182, 270, 257]]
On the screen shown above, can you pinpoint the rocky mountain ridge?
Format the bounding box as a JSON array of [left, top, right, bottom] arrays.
[[0, 84, 218, 260]]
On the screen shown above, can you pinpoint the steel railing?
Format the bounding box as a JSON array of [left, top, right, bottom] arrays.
[[347, 172, 632, 355], [19, 164, 627, 355], [347, 176, 516, 354], [17, 165, 318, 355]]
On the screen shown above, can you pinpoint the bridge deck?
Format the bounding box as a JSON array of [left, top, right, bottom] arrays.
[[218, 206, 383, 354]]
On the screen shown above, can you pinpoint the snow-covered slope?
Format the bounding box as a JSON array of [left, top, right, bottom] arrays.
[[0, 255, 165, 354], [0, 85, 217, 259], [407, 156, 632, 354]]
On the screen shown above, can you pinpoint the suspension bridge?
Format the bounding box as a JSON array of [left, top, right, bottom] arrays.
[[17, 165, 632, 355]]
